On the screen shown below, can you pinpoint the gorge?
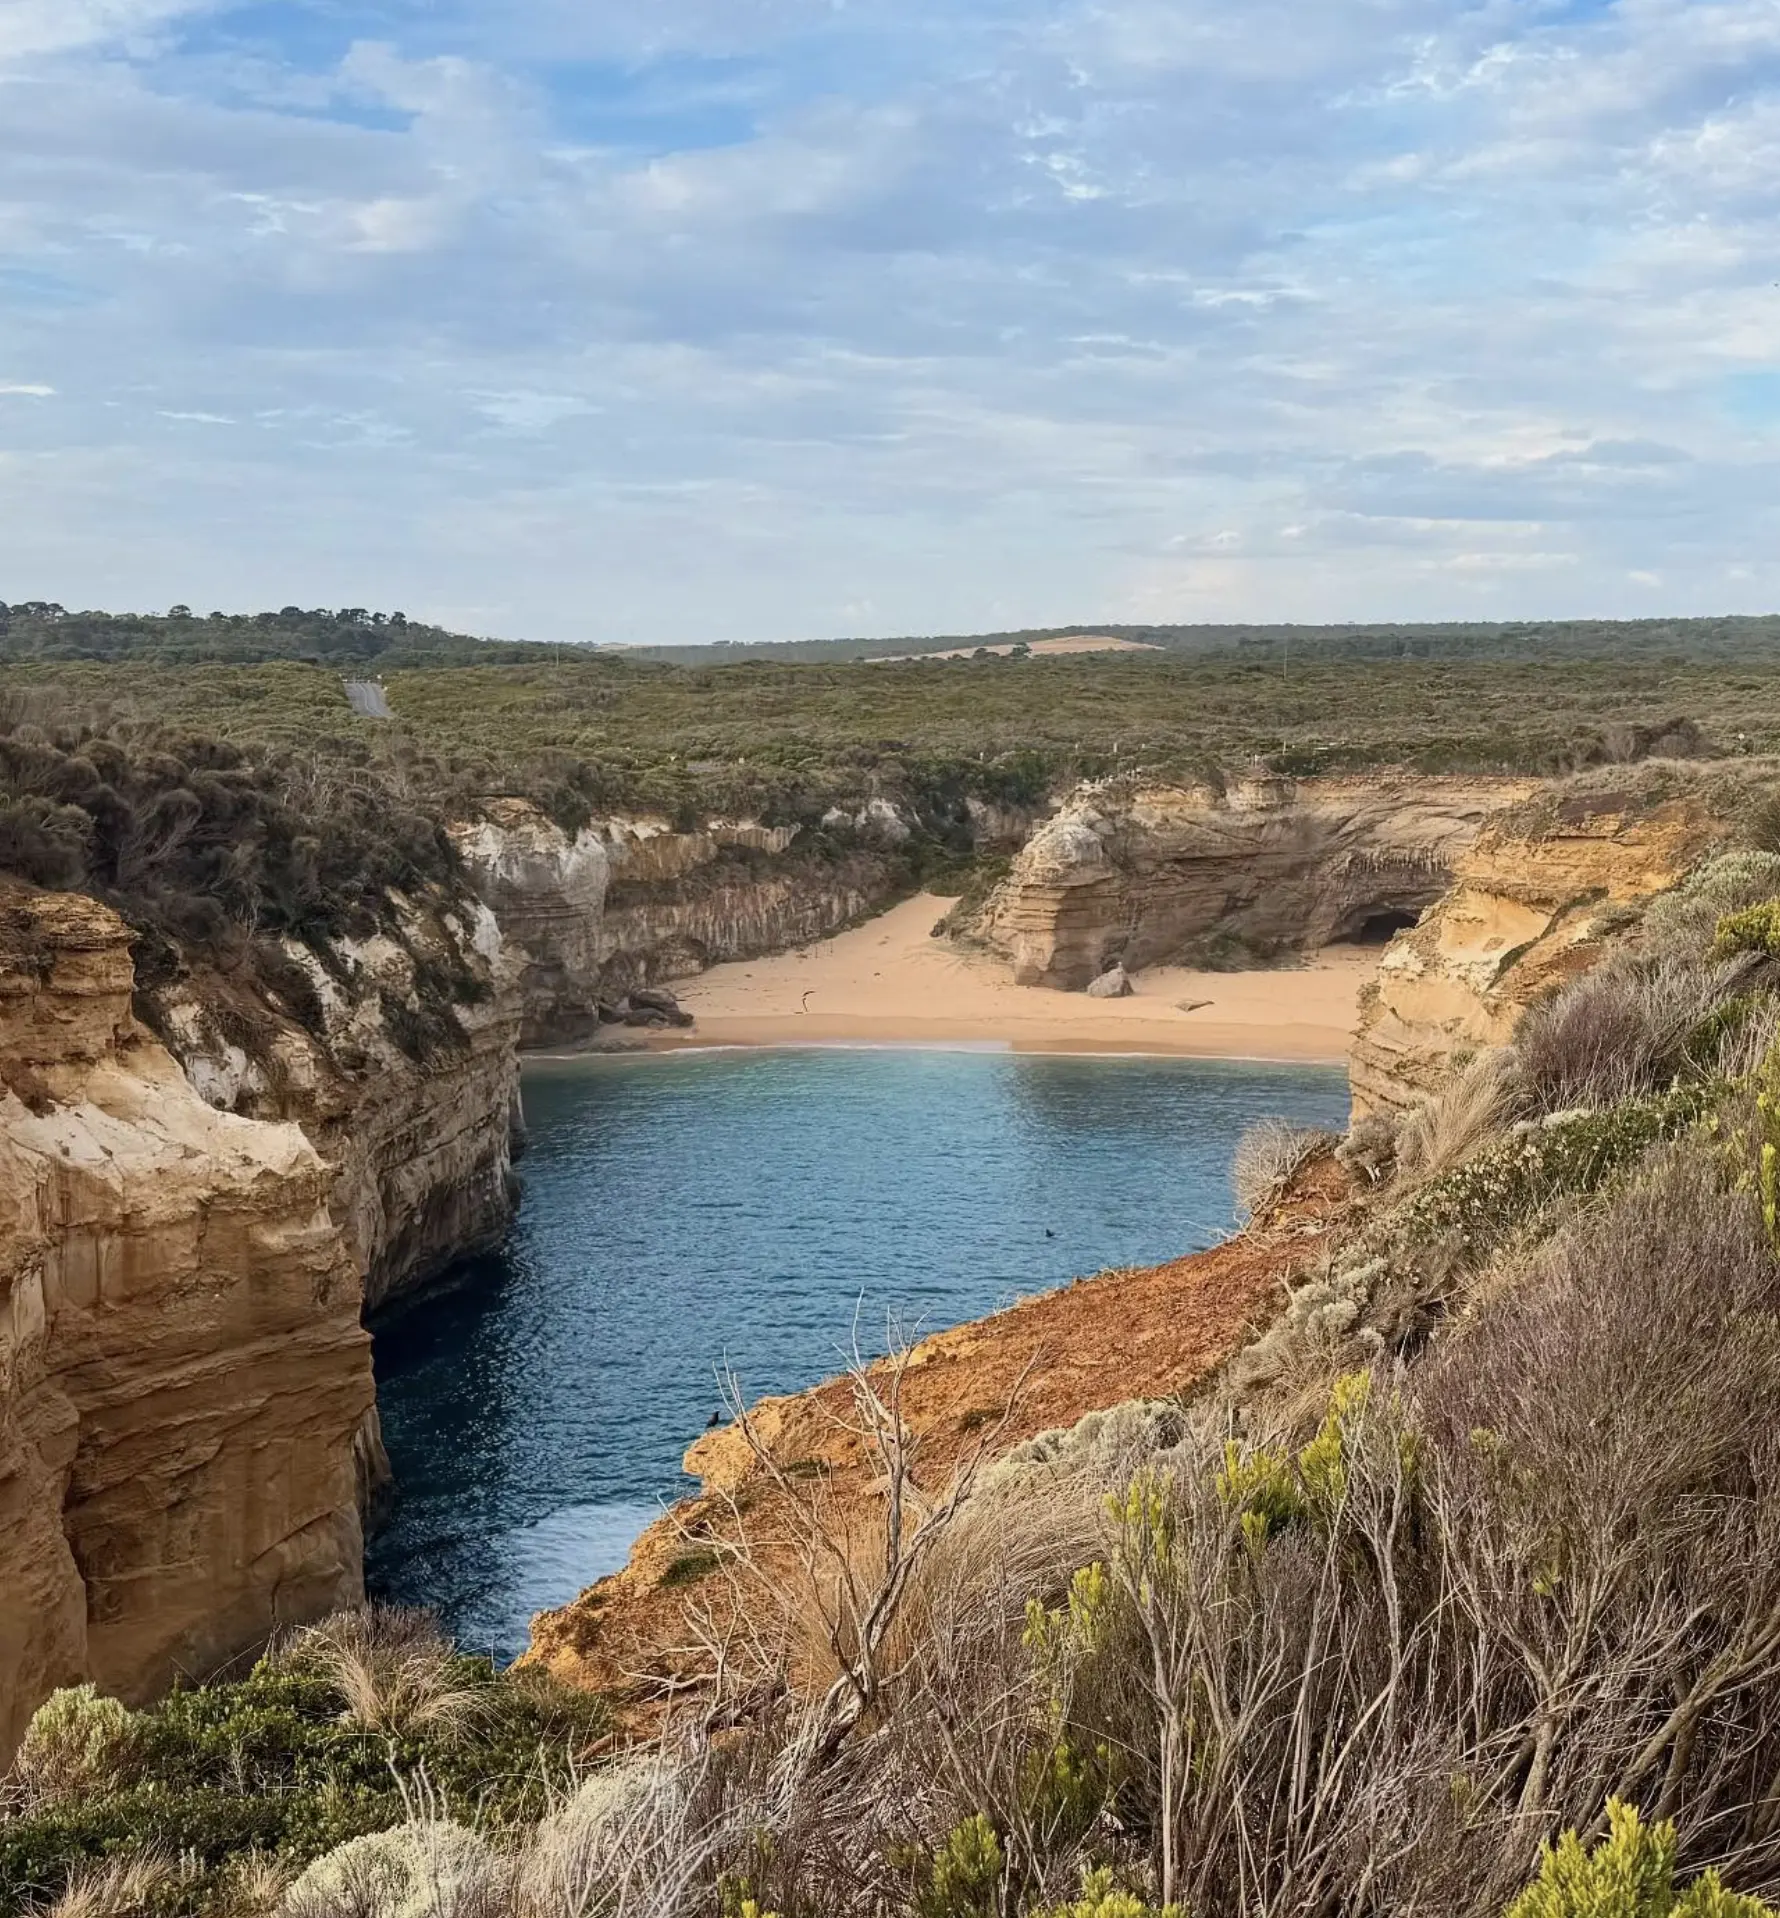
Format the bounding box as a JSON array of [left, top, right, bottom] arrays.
[[0, 754, 1698, 1759]]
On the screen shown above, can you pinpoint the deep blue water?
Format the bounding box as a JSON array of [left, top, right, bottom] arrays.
[[367, 1047, 1349, 1660]]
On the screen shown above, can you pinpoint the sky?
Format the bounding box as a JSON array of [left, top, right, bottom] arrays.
[[1, 0, 1779, 645]]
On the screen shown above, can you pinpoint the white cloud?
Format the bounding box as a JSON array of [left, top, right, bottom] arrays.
[[0, 0, 1777, 638], [0, 0, 211, 62], [0, 383, 55, 397]]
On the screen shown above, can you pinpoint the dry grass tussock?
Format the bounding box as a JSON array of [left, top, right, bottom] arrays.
[[37, 1853, 174, 1918], [282, 1605, 488, 1741], [1393, 1049, 1515, 1180], [1231, 1119, 1334, 1218]]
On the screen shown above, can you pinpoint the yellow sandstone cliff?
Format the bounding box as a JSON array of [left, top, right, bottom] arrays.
[[974, 772, 1531, 988], [1349, 774, 1731, 1111], [0, 887, 377, 1759]]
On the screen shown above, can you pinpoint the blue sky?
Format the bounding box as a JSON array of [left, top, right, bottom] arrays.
[[2, 0, 1779, 643]]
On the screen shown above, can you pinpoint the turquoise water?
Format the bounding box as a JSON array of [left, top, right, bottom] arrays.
[[367, 1047, 1349, 1660]]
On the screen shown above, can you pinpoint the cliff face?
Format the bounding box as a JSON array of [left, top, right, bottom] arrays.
[[452, 801, 942, 1045], [974, 773, 1530, 989], [1349, 777, 1729, 1112], [141, 896, 524, 1311], [0, 888, 376, 1760]]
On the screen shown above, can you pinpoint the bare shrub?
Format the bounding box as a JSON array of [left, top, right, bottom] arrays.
[[1232, 1120, 1333, 1218], [282, 1607, 486, 1742], [1335, 1108, 1398, 1185], [514, 1764, 673, 1918], [1395, 1051, 1514, 1181], [1511, 957, 1753, 1113]]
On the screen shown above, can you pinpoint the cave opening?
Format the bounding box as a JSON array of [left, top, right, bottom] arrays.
[[1351, 907, 1420, 945]]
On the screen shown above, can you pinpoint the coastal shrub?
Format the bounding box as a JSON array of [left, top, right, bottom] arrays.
[[1644, 852, 1780, 958], [1714, 901, 1780, 962], [915, 1813, 1004, 1918], [974, 1146, 1780, 1917], [1507, 1801, 1776, 1918], [11, 1688, 141, 1812], [1397, 1087, 1702, 1250], [514, 1761, 694, 1918], [1335, 1108, 1397, 1184], [0, 1619, 607, 1917], [1231, 1120, 1332, 1218], [279, 1822, 506, 1918], [1029, 1865, 1180, 1918], [1513, 958, 1750, 1113]]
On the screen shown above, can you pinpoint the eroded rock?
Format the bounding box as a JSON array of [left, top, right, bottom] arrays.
[[972, 772, 1530, 989]]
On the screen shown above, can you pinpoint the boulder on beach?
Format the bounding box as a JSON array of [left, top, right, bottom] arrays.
[[1085, 965, 1133, 999], [602, 984, 695, 1028]]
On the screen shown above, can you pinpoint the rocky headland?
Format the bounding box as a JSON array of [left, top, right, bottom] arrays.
[[1350, 770, 1733, 1111], [0, 888, 376, 1757]]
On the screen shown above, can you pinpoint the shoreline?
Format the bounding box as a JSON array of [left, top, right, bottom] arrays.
[[535, 1034, 1354, 1067], [560, 892, 1376, 1067]]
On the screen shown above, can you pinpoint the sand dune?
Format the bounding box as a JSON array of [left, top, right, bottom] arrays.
[[629, 892, 1372, 1062]]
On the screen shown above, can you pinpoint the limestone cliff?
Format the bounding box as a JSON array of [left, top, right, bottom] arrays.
[[973, 772, 1530, 989], [0, 887, 376, 1760], [1349, 772, 1731, 1112], [139, 895, 524, 1311], [451, 800, 1014, 1045]]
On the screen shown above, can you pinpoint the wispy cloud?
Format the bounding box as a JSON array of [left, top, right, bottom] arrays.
[[0, 0, 1777, 637]]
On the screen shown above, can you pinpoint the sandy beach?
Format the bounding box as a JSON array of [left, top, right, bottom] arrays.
[[623, 892, 1373, 1062]]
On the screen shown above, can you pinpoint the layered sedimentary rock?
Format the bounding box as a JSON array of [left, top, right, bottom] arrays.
[[974, 773, 1528, 989], [451, 801, 930, 1044], [0, 887, 375, 1760], [143, 895, 524, 1310], [1349, 775, 1730, 1112]]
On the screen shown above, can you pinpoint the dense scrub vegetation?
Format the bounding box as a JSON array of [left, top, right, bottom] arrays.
[[6, 629, 1774, 839], [0, 691, 503, 1065], [15, 780, 1780, 1916], [0, 1612, 605, 1916], [0, 603, 556, 668]]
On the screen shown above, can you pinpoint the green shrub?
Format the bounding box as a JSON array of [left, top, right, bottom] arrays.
[[1644, 852, 1780, 958], [0, 1651, 607, 1915], [1031, 1865, 1183, 1918], [1713, 901, 1780, 961], [1399, 1088, 1704, 1250], [11, 1685, 141, 1811], [1507, 1799, 1775, 1917], [916, 1814, 1004, 1918]]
